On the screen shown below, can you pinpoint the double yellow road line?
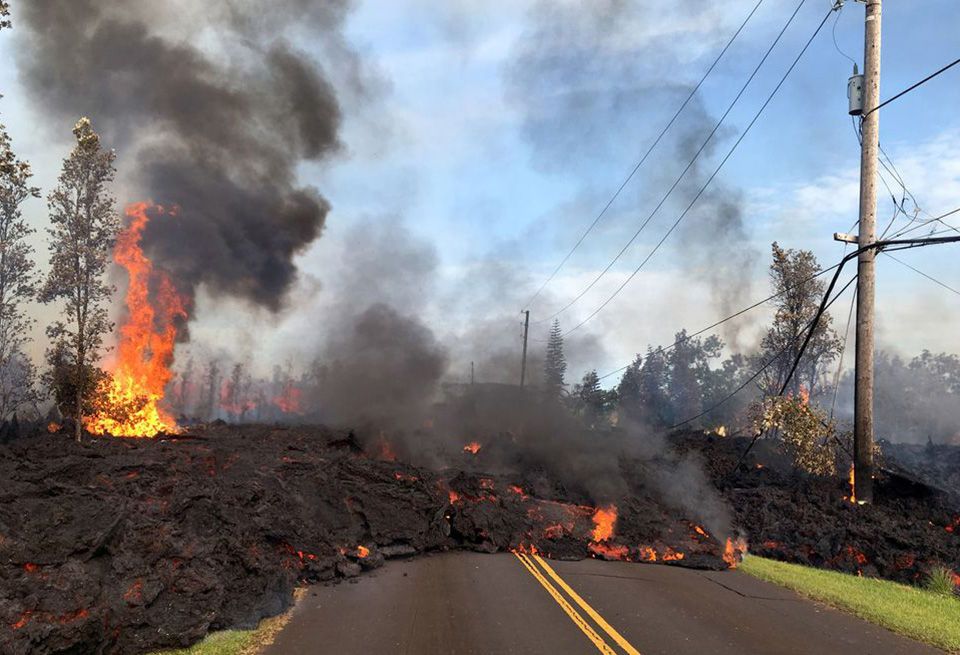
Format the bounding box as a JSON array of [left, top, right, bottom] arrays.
[[513, 551, 642, 655]]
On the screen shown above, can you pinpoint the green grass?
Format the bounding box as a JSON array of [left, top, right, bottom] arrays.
[[153, 630, 256, 655], [151, 594, 301, 655], [741, 555, 960, 653]]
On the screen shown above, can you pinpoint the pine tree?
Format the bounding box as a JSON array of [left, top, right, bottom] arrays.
[[0, 121, 41, 421], [40, 118, 120, 441], [0, 2, 10, 31], [575, 369, 609, 426], [543, 318, 566, 400]]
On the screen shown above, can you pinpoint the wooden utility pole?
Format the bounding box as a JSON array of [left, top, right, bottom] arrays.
[[854, 0, 882, 504], [520, 310, 530, 388], [470, 361, 475, 385]]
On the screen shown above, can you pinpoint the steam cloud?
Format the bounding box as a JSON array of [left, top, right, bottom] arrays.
[[16, 0, 355, 312]]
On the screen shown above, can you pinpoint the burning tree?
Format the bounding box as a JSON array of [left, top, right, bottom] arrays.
[[0, 120, 41, 421], [40, 118, 120, 441]]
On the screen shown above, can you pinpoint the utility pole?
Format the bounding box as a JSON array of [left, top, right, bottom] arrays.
[[520, 310, 530, 388], [854, 0, 882, 504], [470, 361, 475, 385]]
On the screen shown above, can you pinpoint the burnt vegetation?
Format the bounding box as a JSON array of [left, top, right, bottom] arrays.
[[0, 1, 957, 654]]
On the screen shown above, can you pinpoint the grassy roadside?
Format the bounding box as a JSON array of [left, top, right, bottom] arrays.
[[152, 590, 303, 655], [740, 555, 960, 652]]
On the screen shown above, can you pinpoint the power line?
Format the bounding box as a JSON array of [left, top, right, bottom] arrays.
[[532, 0, 815, 326], [670, 273, 859, 430], [522, 0, 768, 310], [864, 56, 960, 116], [563, 6, 836, 337], [890, 206, 960, 240], [884, 252, 960, 297], [596, 261, 841, 382], [828, 286, 856, 422]]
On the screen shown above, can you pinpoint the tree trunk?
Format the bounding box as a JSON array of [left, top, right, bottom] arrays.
[[75, 393, 82, 442]]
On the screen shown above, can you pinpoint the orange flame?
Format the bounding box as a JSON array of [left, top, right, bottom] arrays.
[[798, 384, 810, 405], [723, 537, 748, 569], [845, 463, 857, 504], [272, 385, 302, 414], [84, 203, 186, 437], [589, 542, 630, 560], [356, 545, 370, 558], [463, 441, 481, 454], [590, 505, 617, 542], [637, 546, 657, 562]]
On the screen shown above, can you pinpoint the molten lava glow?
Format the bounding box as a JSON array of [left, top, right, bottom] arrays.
[[377, 435, 397, 461], [84, 203, 186, 438], [638, 546, 657, 562], [463, 441, 481, 454], [723, 537, 748, 569], [588, 542, 630, 560], [662, 548, 685, 562], [591, 505, 617, 542], [356, 545, 370, 558]]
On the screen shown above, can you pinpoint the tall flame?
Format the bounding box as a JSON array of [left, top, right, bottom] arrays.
[[84, 203, 186, 438]]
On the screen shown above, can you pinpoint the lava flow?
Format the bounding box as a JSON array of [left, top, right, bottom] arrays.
[[84, 202, 187, 438]]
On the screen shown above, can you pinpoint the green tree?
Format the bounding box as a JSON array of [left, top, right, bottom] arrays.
[[617, 347, 671, 427], [543, 318, 566, 400], [666, 330, 722, 424], [573, 369, 611, 427], [40, 118, 120, 441], [757, 242, 840, 399], [0, 121, 41, 421]]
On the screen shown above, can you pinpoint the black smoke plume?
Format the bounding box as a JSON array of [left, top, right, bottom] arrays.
[[16, 0, 354, 312]]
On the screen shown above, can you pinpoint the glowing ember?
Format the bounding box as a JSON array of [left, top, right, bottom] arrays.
[[376, 435, 397, 461], [590, 505, 617, 542], [692, 525, 708, 538], [463, 441, 481, 454], [589, 542, 630, 560], [356, 545, 370, 558], [448, 490, 461, 504], [722, 537, 748, 569], [46, 422, 60, 433], [84, 203, 186, 438], [507, 485, 528, 499], [637, 546, 657, 562], [662, 548, 685, 562]]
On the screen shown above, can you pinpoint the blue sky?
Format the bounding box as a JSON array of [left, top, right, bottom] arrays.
[[1, 0, 958, 384]]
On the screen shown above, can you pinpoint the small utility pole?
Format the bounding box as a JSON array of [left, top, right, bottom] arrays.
[[470, 361, 475, 385], [854, 0, 882, 504], [520, 310, 530, 388]]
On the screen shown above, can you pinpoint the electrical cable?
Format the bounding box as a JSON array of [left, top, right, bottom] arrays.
[[596, 261, 841, 382], [522, 0, 768, 310], [533, 0, 817, 326], [563, 6, 836, 337], [670, 273, 858, 430], [864, 56, 960, 116], [883, 252, 960, 297]]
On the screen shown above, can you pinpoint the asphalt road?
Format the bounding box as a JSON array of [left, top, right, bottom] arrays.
[[264, 552, 938, 655]]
